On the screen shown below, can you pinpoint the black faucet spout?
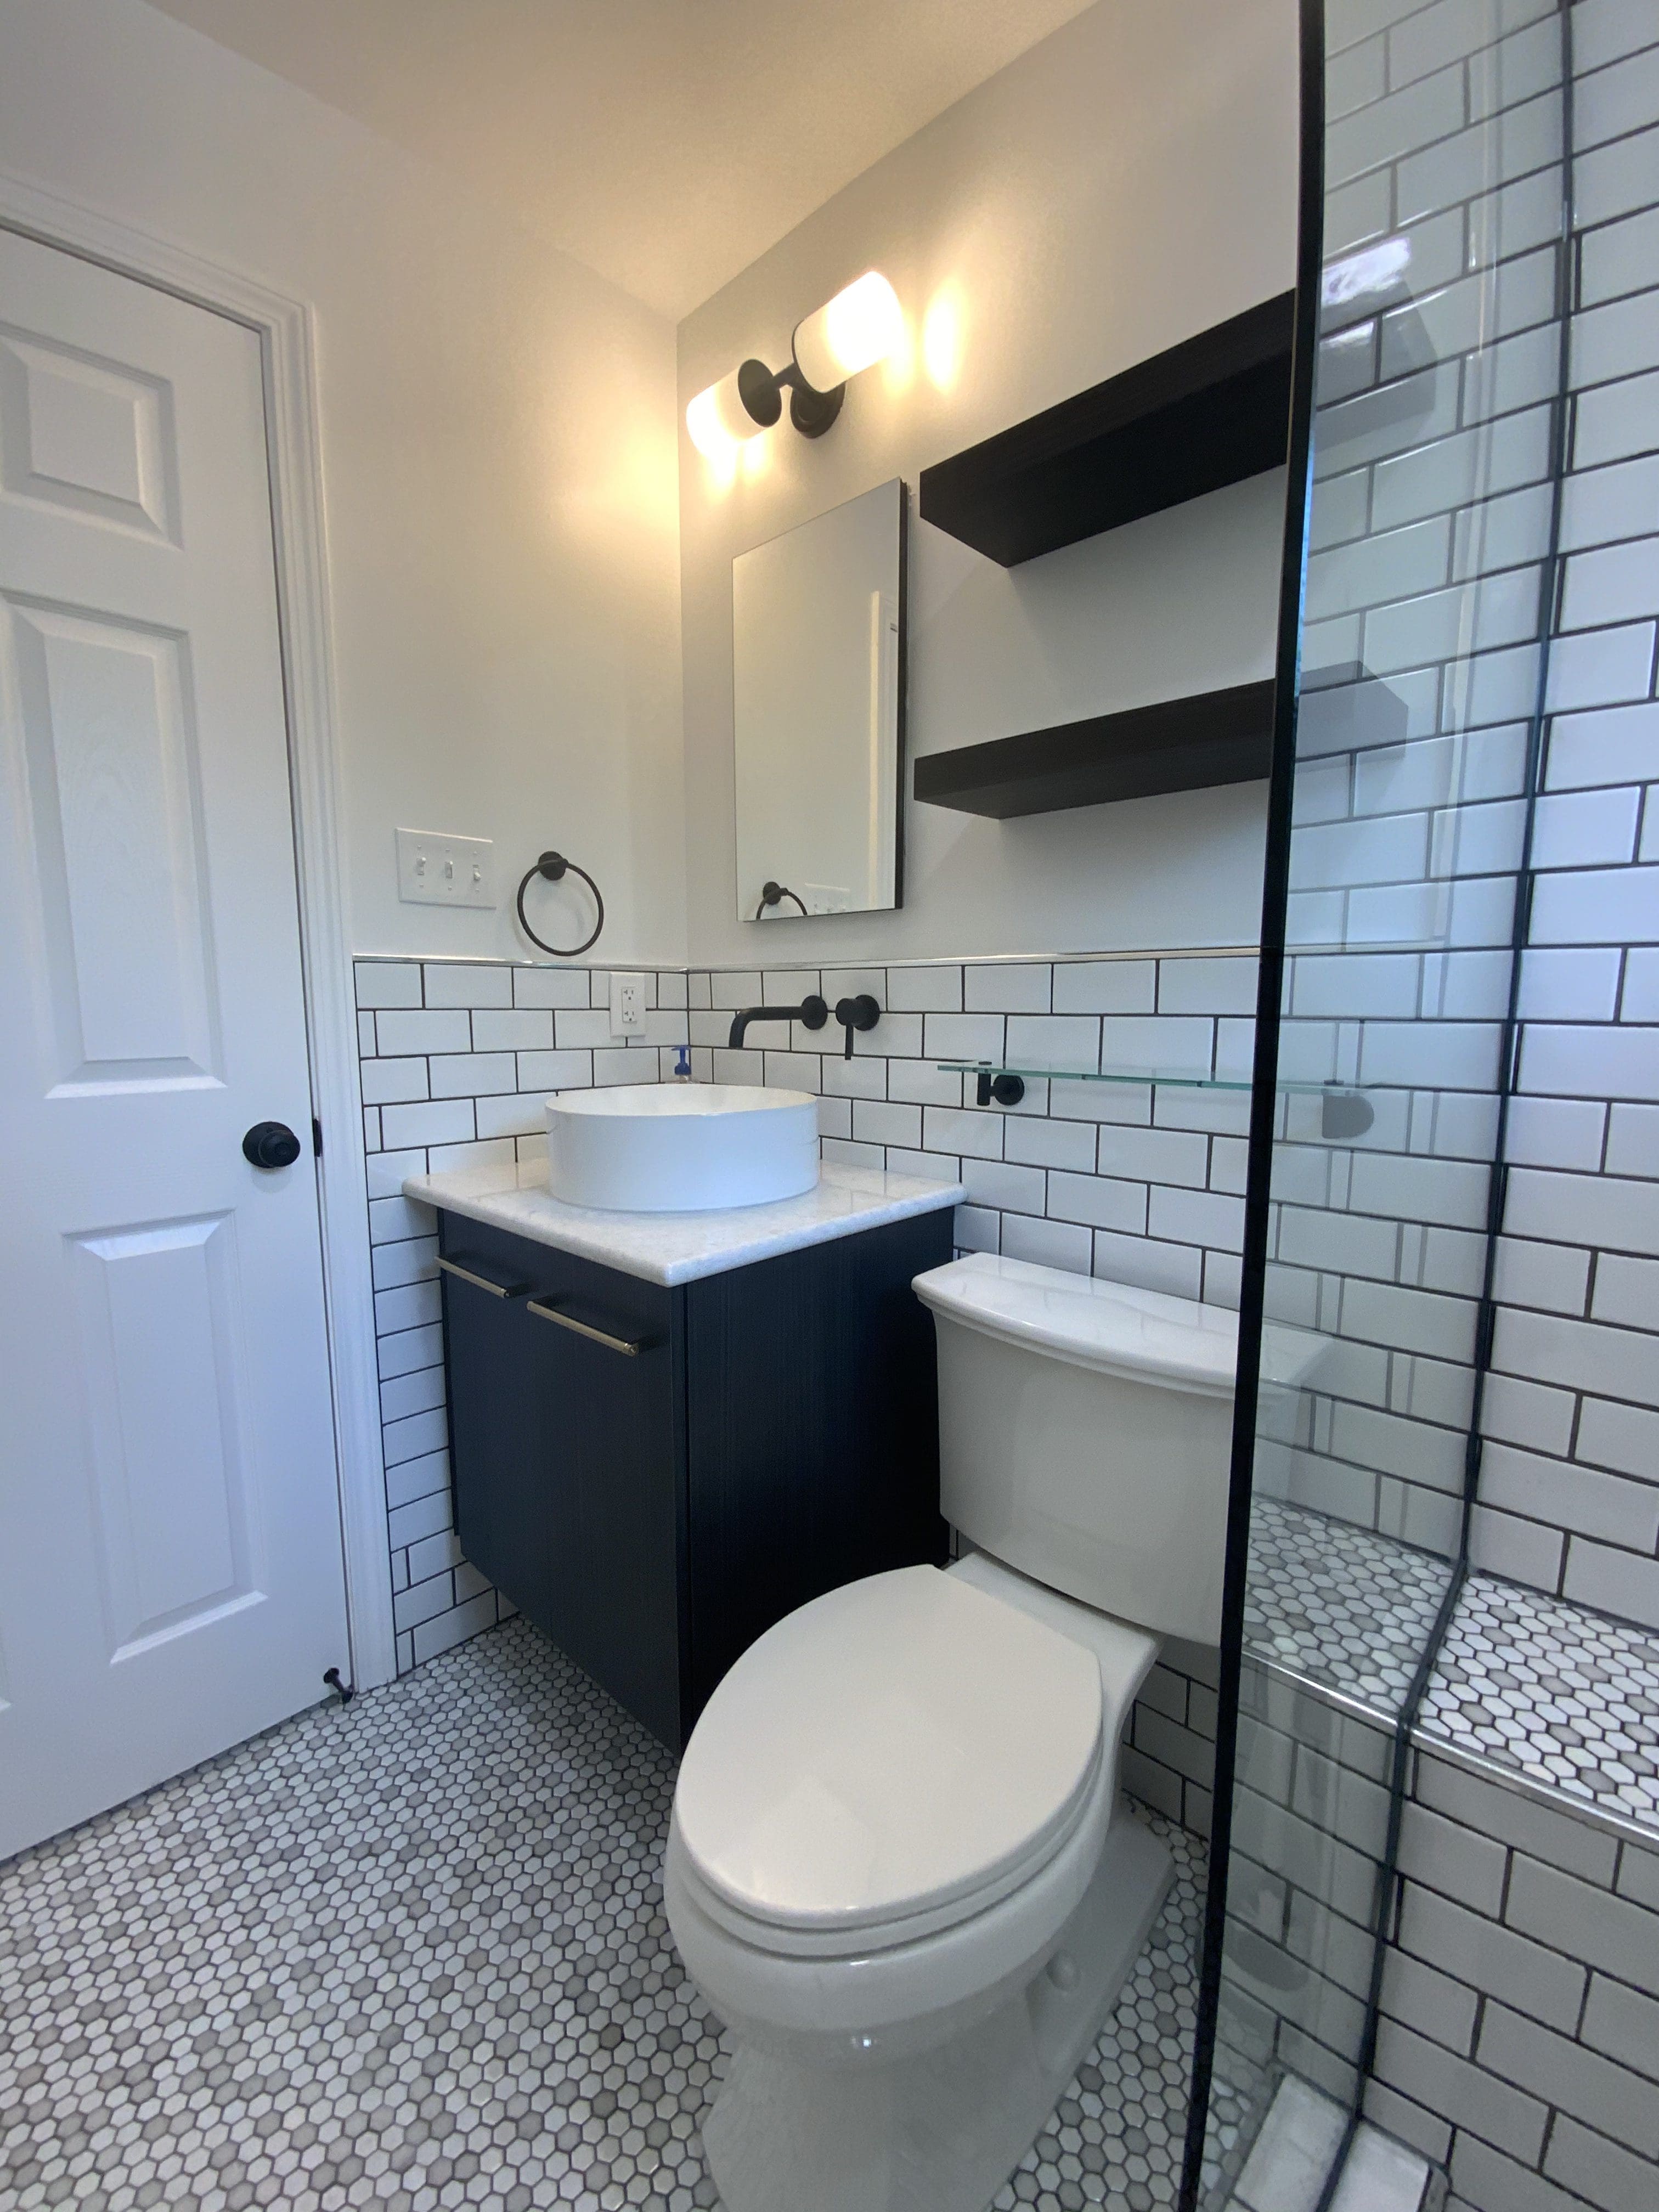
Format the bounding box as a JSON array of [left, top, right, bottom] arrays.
[[728, 996, 828, 1051]]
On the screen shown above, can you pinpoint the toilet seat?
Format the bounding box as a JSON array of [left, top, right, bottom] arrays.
[[674, 1566, 1105, 1955]]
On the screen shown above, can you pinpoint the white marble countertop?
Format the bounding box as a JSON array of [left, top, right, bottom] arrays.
[[404, 1157, 965, 1287]]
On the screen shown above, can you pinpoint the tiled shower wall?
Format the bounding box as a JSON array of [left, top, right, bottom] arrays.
[[354, 946, 1252, 1830], [1269, 0, 1659, 1646], [1299, 13, 1659, 2212], [1274, 0, 1573, 1570], [1371, 1743, 1659, 2212], [1472, 0, 1659, 1633]]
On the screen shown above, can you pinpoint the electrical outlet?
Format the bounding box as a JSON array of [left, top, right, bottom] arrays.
[[397, 828, 496, 909], [611, 973, 647, 1036]]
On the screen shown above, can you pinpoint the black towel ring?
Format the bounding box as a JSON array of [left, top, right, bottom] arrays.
[[754, 879, 808, 919], [515, 850, 604, 958]]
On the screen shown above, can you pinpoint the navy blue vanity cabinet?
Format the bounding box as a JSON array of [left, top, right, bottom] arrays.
[[436, 1205, 950, 1752], [437, 1217, 686, 1748]]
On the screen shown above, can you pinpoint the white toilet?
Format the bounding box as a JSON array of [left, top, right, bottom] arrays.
[[662, 1252, 1245, 2212]]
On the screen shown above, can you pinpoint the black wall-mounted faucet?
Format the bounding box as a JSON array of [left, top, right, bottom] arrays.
[[835, 994, 881, 1059], [729, 996, 828, 1050]]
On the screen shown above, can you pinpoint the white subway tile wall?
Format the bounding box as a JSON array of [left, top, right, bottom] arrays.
[[1472, 0, 1659, 1638], [1216, 1663, 1399, 2123], [1274, 10, 1659, 2210], [1277, 0, 1561, 1572], [1266, 0, 1659, 1644], [1368, 1747, 1659, 2212], [689, 954, 1256, 1309]]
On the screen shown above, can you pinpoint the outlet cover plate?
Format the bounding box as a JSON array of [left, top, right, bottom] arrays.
[[397, 827, 496, 909], [610, 973, 647, 1036]]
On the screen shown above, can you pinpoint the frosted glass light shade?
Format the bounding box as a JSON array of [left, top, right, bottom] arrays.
[[792, 272, 902, 393], [687, 367, 768, 456]]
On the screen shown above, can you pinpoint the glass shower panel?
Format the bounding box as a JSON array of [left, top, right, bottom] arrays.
[[1192, 1, 1567, 2203]]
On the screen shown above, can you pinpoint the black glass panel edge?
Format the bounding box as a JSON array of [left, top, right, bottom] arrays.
[[1176, 8, 1325, 2208]]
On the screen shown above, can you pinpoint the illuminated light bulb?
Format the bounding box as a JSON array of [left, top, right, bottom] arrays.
[[685, 364, 775, 456], [792, 271, 903, 393]]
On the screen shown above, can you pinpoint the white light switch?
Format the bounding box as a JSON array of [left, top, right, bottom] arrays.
[[611, 973, 647, 1036], [397, 828, 496, 909]]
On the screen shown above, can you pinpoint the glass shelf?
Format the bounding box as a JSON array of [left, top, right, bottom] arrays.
[[937, 1062, 1373, 1137], [935, 1060, 1345, 1094]]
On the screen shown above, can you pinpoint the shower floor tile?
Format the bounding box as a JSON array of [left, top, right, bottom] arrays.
[[1, 1616, 1222, 2212]]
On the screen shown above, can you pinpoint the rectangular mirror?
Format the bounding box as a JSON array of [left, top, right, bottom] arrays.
[[732, 478, 906, 922]]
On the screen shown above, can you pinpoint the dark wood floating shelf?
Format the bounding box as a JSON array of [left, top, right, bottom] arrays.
[[918, 292, 1295, 567], [912, 679, 1274, 820]]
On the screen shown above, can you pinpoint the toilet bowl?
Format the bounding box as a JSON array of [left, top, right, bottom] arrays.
[[663, 1254, 1282, 2212], [664, 1559, 1169, 2212]]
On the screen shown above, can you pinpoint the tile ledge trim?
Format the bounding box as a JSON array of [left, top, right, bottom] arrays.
[[1407, 1725, 1659, 1857], [1251, 1650, 1659, 1857], [354, 943, 1263, 974]]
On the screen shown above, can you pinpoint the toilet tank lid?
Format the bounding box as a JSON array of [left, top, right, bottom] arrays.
[[915, 1253, 1322, 1397]]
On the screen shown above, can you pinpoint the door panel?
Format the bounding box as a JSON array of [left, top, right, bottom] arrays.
[[67, 1214, 257, 1657], [0, 324, 178, 540], [0, 229, 348, 1860], [8, 597, 219, 1086]]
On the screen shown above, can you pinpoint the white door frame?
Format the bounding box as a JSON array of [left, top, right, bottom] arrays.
[[0, 172, 397, 1690]]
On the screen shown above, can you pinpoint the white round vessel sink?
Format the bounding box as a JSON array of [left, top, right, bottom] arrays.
[[545, 1084, 820, 1212]]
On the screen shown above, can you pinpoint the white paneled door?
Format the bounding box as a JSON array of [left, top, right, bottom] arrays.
[[0, 231, 349, 1860]]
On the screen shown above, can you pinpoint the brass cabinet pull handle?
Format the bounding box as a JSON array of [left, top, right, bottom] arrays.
[[527, 1296, 645, 1357], [437, 1255, 529, 1299]]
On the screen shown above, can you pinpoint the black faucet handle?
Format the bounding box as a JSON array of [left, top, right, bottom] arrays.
[[834, 994, 881, 1059]]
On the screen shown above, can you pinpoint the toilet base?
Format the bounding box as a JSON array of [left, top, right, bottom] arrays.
[[701, 1810, 1174, 2212]]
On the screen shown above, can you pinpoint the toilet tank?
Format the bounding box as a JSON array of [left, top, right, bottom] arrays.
[[913, 1255, 1304, 1647]]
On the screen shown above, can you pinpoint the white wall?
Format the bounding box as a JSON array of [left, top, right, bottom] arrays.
[[677, 0, 1299, 970], [0, 0, 686, 968]]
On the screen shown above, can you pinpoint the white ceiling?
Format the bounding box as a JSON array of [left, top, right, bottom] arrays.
[[143, 0, 1099, 320]]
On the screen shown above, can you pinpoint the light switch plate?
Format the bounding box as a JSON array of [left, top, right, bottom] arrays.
[[397, 827, 496, 909], [610, 973, 647, 1036]]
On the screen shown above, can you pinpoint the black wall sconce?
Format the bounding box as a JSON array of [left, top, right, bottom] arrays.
[[686, 272, 902, 453]]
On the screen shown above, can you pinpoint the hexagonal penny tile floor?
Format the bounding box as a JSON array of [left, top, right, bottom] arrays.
[[1, 1617, 1219, 2211]]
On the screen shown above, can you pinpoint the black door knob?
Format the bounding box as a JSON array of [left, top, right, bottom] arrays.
[[243, 1120, 302, 1170]]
